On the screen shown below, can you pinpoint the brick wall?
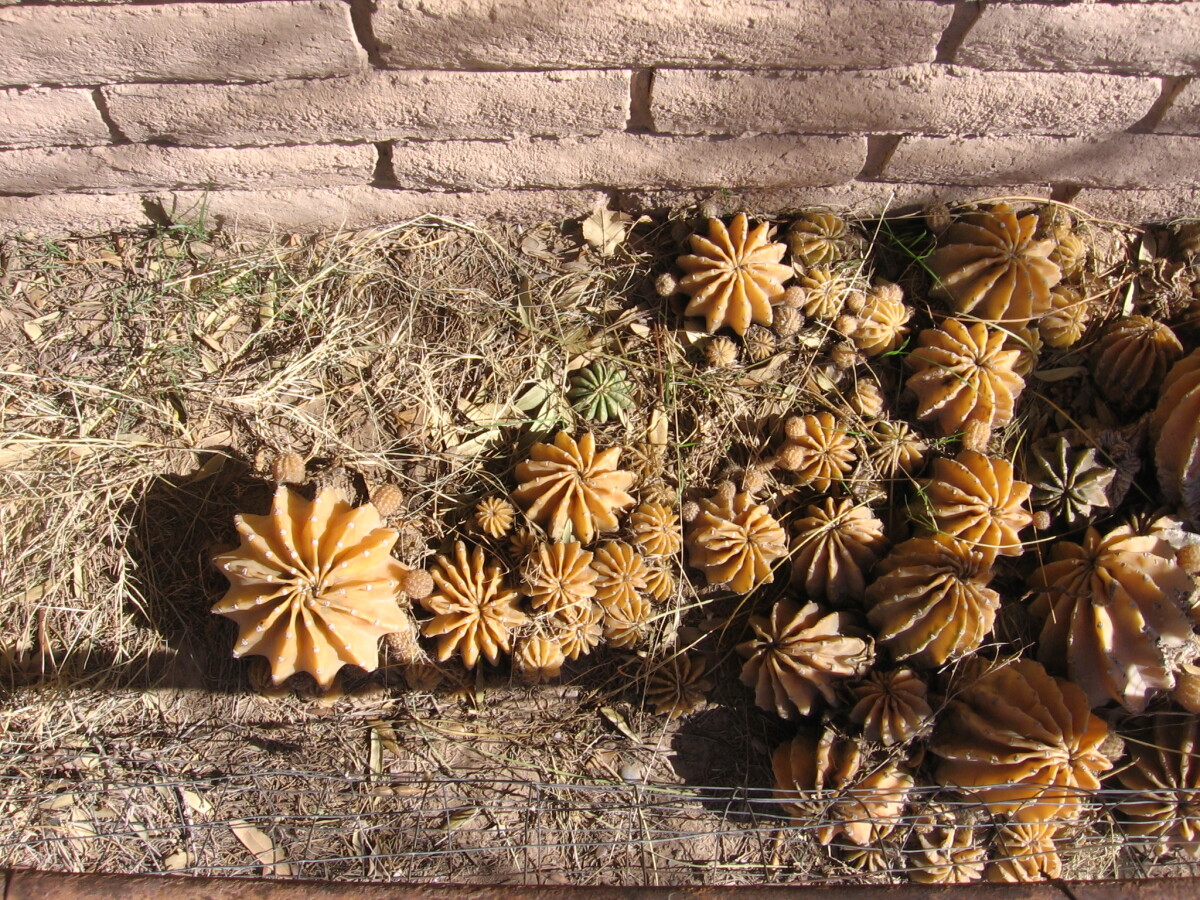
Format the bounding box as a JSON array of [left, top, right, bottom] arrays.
[[1, 0, 1198, 233]]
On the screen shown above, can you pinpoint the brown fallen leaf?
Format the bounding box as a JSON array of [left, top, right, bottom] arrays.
[[229, 819, 292, 877]]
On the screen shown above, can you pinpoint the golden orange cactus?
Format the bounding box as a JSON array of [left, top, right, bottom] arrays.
[[419, 541, 527, 668], [931, 659, 1112, 823], [985, 823, 1061, 883], [1153, 347, 1200, 522], [512, 431, 636, 544], [1090, 315, 1182, 410], [906, 318, 1025, 438], [628, 502, 682, 558], [514, 634, 566, 684], [776, 412, 857, 491], [773, 727, 913, 845], [1029, 525, 1196, 711], [645, 654, 712, 720], [1115, 712, 1200, 858], [789, 497, 887, 606], [865, 535, 999, 668], [685, 488, 787, 593], [738, 597, 873, 719], [212, 486, 416, 688], [852, 282, 912, 357], [849, 668, 932, 747], [676, 214, 792, 335], [909, 825, 985, 885], [923, 450, 1032, 562], [926, 202, 1061, 323], [520, 541, 598, 615]]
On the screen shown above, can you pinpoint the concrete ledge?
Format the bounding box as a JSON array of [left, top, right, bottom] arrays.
[[0, 87, 110, 149], [617, 183, 1054, 220], [388, 134, 866, 191], [884, 134, 1200, 188], [0, 144, 376, 194], [1158, 79, 1200, 134], [0, 193, 149, 234], [957, 1, 1200, 75], [1071, 186, 1200, 224], [153, 186, 608, 233]]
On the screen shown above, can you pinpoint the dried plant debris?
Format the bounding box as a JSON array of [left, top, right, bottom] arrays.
[[12, 200, 1200, 886]]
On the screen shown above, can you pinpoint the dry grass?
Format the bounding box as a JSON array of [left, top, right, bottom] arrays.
[[2, 203, 1199, 884]]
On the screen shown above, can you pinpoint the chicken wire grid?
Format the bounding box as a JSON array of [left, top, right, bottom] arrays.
[[1, 688, 1199, 887]]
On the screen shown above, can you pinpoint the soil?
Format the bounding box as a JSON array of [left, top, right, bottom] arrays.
[[1, 202, 1199, 885]]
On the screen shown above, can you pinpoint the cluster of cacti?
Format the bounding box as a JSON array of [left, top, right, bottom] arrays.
[[209, 202, 1200, 883]]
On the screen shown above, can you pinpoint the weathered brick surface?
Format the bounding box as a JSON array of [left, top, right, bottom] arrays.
[[885, 135, 1200, 188], [0, 87, 109, 148], [957, 2, 1200, 75], [0, 193, 149, 233], [1072, 186, 1200, 223], [618, 183, 1053, 220], [104, 71, 630, 147], [654, 67, 1158, 136], [1158, 79, 1200, 134], [0, 2, 364, 87], [373, 0, 950, 70], [155, 186, 609, 232], [0, 144, 375, 194], [388, 134, 865, 190]]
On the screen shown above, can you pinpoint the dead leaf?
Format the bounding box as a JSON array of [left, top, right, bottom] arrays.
[[181, 789, 212, 817], [648, 408, 669, 447], [582, 206, 632, 257], [229, 819, 292, 876], [599, 706, 641, 743], [162, 850, 193, 872]]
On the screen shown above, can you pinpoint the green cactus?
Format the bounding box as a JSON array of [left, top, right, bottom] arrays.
[[568, 361, 635, 423]]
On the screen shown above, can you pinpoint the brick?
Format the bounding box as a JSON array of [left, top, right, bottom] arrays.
[[104, 70, 629, 147], [373, 0, 950, 70], [0, 2, 364, 87], [1072, 186, 1200, 224], [153, 186, 608, 233], [0, 193, 148, 234], [653, 67, 1159, 136], [618, 183, 1053, 221], [957, 2, 1200, 75], [884, 135, 1200, 188], [388, 134, 865, 191], [0, 144, 375, 194], [0, 87, 109, 148], [1158, 79, 1200, 134]]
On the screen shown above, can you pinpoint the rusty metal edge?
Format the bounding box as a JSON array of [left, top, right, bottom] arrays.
[[5, 870, 1200, 900]]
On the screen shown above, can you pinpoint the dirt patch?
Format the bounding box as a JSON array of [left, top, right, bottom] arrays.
[[2, 203, 1200, 884]]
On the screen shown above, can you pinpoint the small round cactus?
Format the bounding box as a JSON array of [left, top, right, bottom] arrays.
[[568, 360, 635, 423], [270, 451, 305, 485]]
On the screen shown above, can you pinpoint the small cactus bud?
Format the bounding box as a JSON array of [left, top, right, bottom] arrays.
[[271, 452, 305, 485], [401, 568, 434, 601], [371, 482, 405, 517], [781, 285, 806, 309], [655, 271, 679, 297], [705, 335, 739, 368], [772, 306, 804, 337]]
